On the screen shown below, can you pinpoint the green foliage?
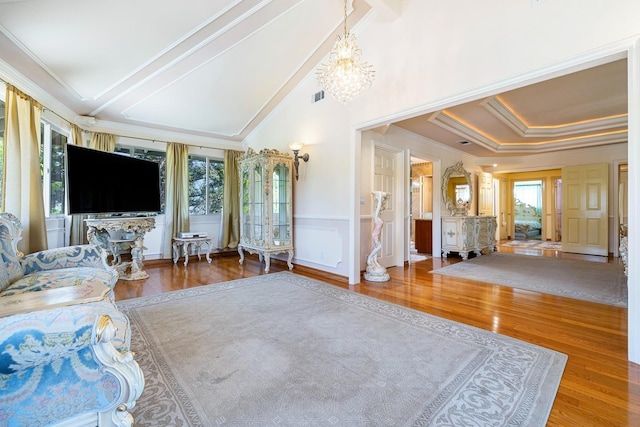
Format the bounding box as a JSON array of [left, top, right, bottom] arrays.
[[208, 160, 224, 214], [189, 156, 224, 215]]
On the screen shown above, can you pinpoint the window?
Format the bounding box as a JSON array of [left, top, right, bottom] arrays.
[[116, 146, 167, 213], [41, 122, 67, 216], [188, 155, 224, 215]]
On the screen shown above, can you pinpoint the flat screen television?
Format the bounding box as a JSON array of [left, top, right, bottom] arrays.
[[66, 144, 161, 215]]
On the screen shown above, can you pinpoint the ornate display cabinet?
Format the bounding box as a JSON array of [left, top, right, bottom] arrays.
[[238, 148, 294, 273]]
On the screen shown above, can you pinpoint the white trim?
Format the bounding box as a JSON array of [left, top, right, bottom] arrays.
[[349, 127, 362, 285], [627, 38, 640, 364], [613, 159, 628, 258]]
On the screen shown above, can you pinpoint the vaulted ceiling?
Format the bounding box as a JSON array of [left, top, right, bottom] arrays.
[[0, 0, 628, 156], [0, 0, 373, 143]]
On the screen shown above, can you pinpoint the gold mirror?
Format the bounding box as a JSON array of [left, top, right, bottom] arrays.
[[441, 161, 472, 216]]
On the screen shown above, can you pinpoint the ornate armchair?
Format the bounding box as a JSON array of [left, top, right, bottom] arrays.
[[0, 213, 144, 426]]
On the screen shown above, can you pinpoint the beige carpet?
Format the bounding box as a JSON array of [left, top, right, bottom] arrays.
[[117, 272, 567, 426], [431, 252, 627, 307]]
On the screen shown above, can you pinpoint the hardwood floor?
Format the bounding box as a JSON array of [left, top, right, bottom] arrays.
[[114, 245, 640, 426]]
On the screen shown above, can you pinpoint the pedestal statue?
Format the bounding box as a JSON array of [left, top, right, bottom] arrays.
[[364, 191, 391, 282]]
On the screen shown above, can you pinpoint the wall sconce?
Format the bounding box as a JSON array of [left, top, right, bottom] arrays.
[[289, 142, 309, 181]]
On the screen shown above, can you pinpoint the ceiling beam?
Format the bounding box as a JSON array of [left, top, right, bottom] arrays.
[[365, 0, 402, 20]]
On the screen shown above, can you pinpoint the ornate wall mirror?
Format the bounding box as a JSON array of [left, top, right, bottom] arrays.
[[441, 161, 473, 216]]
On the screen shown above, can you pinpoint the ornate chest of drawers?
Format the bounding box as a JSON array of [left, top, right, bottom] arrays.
[[441, 216, 497, 260]]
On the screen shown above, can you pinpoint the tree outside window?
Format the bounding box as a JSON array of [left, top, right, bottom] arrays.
[[49, 130, 66, 215], [39, 122, 66, 216], [208, 160, 224, 214], [189, 155, 224, 215]]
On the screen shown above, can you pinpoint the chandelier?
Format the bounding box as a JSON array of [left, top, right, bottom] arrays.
[[316, 0, 375, 104]]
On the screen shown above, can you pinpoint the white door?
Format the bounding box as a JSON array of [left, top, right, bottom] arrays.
[[562, 163, 609, 256], [478, 172, 494, 216], [373, 147, 400, 268]]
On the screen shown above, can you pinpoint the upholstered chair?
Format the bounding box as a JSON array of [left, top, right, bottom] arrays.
[[0, 213, 144, 426]]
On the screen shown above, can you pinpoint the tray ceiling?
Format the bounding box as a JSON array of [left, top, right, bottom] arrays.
[[393, 59, 628, 157]]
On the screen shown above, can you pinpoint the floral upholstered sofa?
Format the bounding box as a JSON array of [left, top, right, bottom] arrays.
[[0, 213, 144, 426]]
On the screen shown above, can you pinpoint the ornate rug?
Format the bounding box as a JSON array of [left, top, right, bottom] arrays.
[[431, 252, 627, 307], [117, 272, 566, 426]]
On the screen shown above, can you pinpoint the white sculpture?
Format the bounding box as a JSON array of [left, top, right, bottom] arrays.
[[364, 191, 391, 282]]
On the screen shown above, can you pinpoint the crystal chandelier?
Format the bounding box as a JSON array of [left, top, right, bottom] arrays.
[[316, 0, 375, 104]]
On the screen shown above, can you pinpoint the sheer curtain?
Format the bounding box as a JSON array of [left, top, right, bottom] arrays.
[[221, 150, 243, 250], [162, 143, 190, 259], [3, 85, 47, 253]]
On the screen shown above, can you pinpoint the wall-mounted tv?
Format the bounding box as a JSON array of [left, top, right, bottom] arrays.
[[66, 144, 161, 215]]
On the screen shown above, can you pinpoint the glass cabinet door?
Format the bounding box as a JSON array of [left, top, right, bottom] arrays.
[[272, 163, 291, 246], [240, 166, 251, 241], [252, 164, 263, 243]]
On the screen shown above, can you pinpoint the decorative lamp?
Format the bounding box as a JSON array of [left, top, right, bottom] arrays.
[[289, 143, 310, 181], [316, 0, 375, 104]]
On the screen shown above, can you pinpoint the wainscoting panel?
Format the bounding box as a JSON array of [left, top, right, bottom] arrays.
[[291, 217, 348, 277]]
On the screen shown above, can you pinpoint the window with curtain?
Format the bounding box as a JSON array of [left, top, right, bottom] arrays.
[[0, 109, 67, 217], [0, 114, 227, 219], [188, 155, 224, 215]]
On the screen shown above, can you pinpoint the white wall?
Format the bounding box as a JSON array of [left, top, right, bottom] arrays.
[[243, 74, 356, 277]]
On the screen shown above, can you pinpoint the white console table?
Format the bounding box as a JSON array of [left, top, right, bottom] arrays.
[[172, 237, 213, 266], [86, 216, 156, 280], [441, 216, 497, 260]]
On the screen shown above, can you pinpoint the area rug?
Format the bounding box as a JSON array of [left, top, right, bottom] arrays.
[[534, 241, 562, 250], [117, 272, 567, 426], [499, 240, 562, 251], [410, 253, 430, 262], [431, 252, 627, 307]]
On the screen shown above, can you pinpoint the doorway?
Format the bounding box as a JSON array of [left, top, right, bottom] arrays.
[[513, 180, 543, 240], [553, 177, 562, 242], [410, 158, 433, 257]]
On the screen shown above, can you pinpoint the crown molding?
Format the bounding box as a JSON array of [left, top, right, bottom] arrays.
[[428, 108, 628, 154], [427, 111, 500, 152], [482, 96, 628, 137]]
